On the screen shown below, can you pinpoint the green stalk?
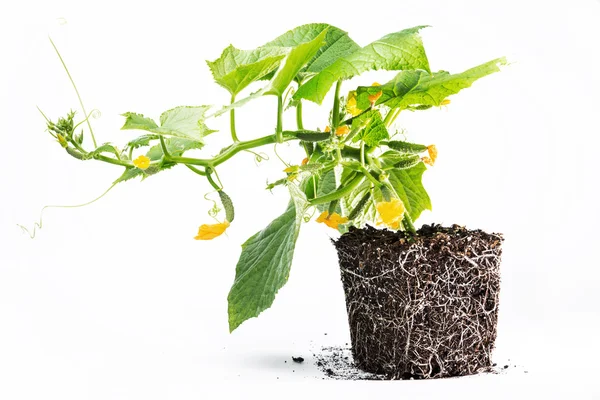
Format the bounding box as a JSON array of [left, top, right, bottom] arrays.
[[296, 101, 304, 130], [205, 168, 221, 191], [383, 108, 401, 127], [296, 101, 313, 157], [332, 80, 342, 128], [276, 95, 283, 143], [170, 133, 295, 167], [230, 94, 239, 142], [159, 136, 171, 159], [401, 213, 416, 233], [185, 164, 206, 176]]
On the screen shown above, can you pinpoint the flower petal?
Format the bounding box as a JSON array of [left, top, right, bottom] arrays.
[[194, 220, 230, 240], [133, 155, 151, 170]]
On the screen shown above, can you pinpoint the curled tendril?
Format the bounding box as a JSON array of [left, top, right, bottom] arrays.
[[273, 143, 291, 168], [303, 207, 317, 223], [18, 183, 117, 239], [244, 150, 269, 166], [203, 192, 221, 220]]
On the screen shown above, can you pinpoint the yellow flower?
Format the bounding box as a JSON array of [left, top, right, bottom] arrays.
[[287, 174, 298, 182], [335, 125, 350, 137], [283, 166, 298, 173], [301, 157, 309, 166], [427, 144, 438, 164], [368, 82, 382, 104], [324, 125, 331, 133], [440, 98, 451, 106], [346, 91, 362, 116], [422, 156, 434, 166], [133, 155, 151, 170], [316, 211, 348, 230], [376, 198, 405, 229], [194, 220, 230, 240]]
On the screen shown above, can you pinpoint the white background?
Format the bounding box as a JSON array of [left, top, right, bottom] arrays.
[[1, 0, 599, 398]]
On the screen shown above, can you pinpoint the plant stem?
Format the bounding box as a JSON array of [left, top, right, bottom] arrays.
[[360, 141, 365, 166], [276, 95, 283, 143], [230, 94, 239, 142], [383, 108, 401, 127], [170, 133, 295, 167], [185, 164, 206, 176], [205, 168, 221, 191], [332, 80, 342, 128], [96, 154, 132, 167], [159, 136, 171, 158], [49, 37, 98, 148], [296, 101, 304, 130], [296, 101, 313, 157], [402, 213, 416, 233]]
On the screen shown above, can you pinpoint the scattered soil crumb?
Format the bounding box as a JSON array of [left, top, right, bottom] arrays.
[[314, 345, 524, 380], [292, 356, 304, 363], [313, 346, 386, 380]]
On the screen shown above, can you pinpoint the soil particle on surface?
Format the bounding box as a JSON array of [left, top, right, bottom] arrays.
[[313, 345, 525, 380], [334, 224, 503, 379], [292, 356, 304, 363]]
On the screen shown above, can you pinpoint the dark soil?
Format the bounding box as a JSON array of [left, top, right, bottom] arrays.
[[334, 224, 503, 379]]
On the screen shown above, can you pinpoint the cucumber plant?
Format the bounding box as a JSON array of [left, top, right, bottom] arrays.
[[34, 24, 505, 331]]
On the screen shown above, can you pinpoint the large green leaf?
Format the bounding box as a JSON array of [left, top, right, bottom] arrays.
[[227, 184, 308, 332], [351, 110, 389, 147], [294, 26, 431, 104], [206, 45, 287, 96], [315, 169, 338, 212], [386, 162, 431, 221], [145, 138, 204, 160], [121, 106, 215, 142], [264, 28, 329, 96], [262, 23, 360, 80], [357, 57, 507, 110]]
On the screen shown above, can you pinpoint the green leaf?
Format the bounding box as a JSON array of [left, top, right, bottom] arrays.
[[357, 57, 507, 110], [386, 162, 431, 221], [264, 27, 329, 96], [227, 184, 308, 332], [213, 29, 329, 115], [262, 23, 360, 80], [118, 112, 158, 131], [207, 45, 287, 96], [121, 106, 216, 142], [88, 143, 120, 159], [145, 138, 204, 160], [113, 167, 144, 184], [126, 134, 159, 149], [315, 169, 338, 212], [351, 110, 389, 147], [294, 26, 431, 104]]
